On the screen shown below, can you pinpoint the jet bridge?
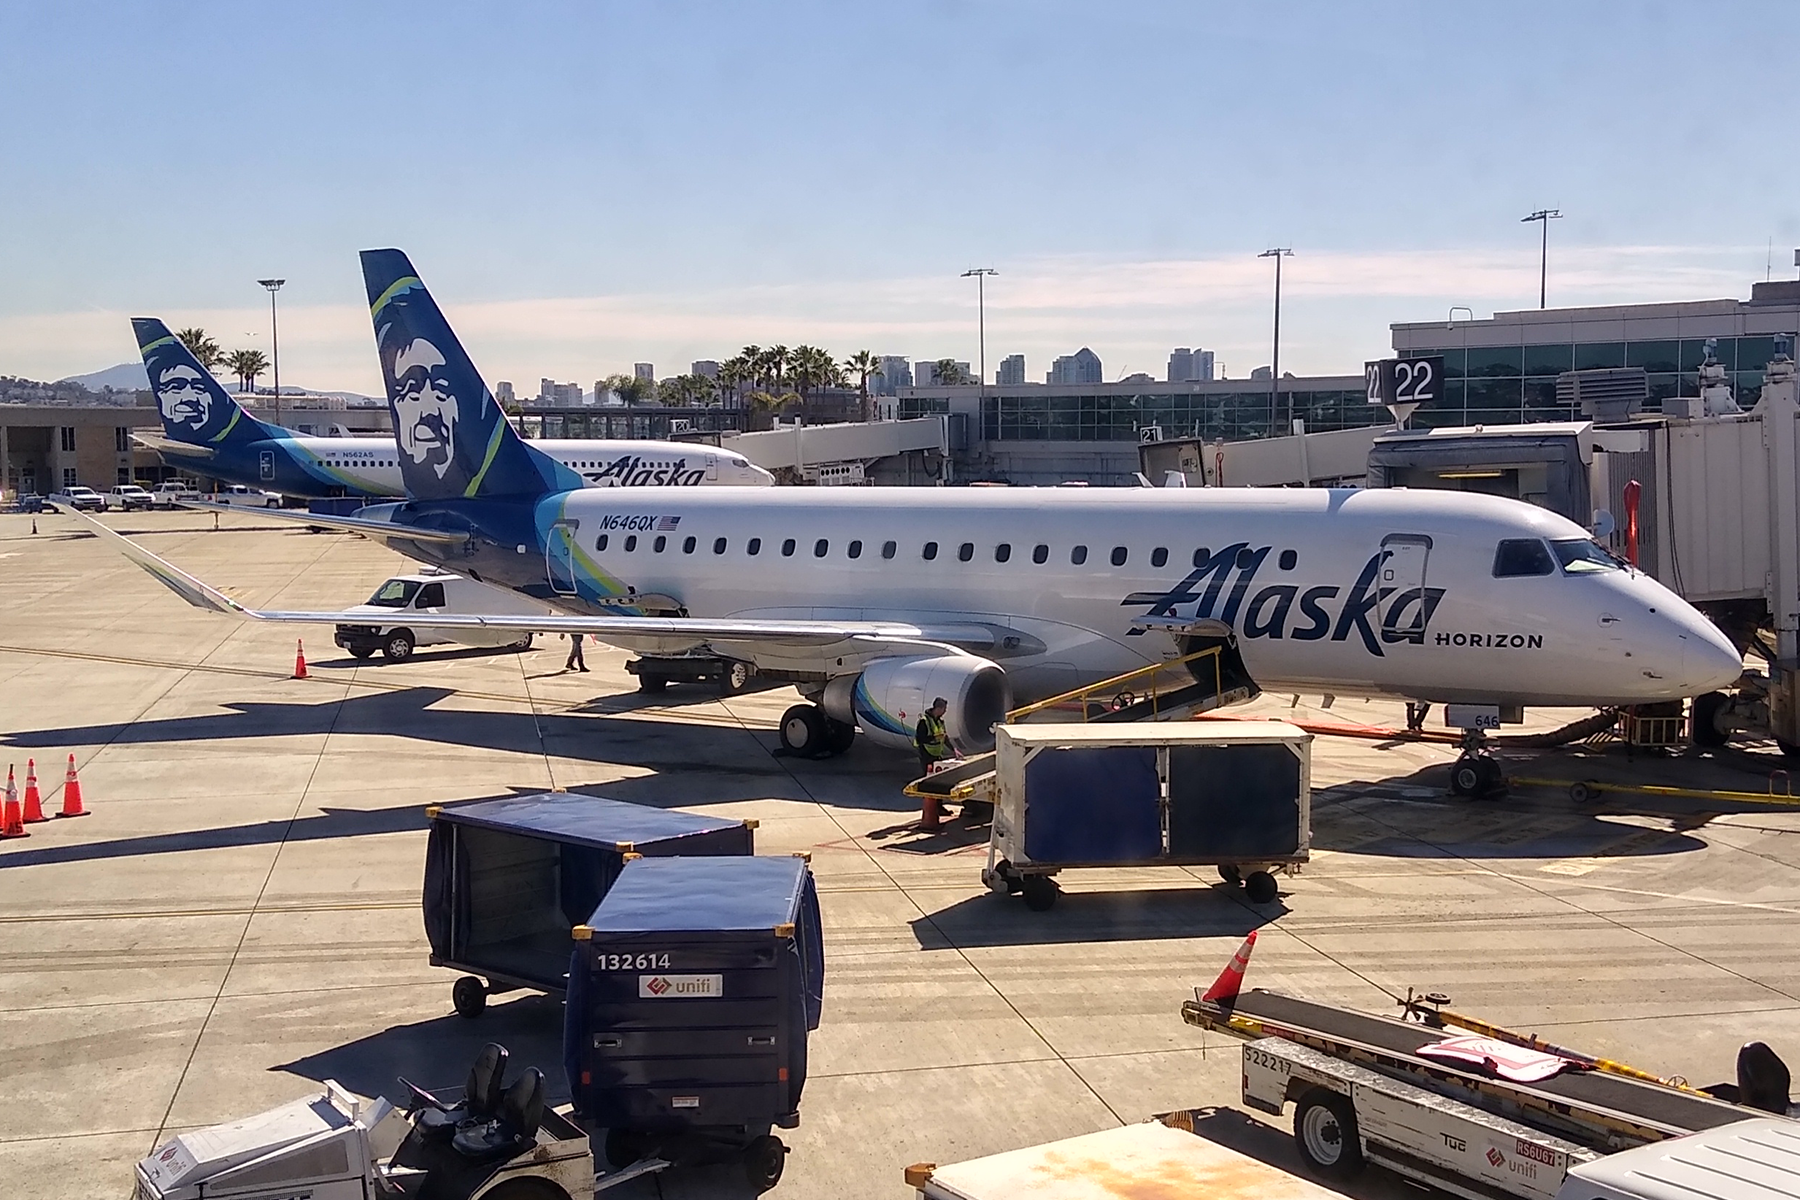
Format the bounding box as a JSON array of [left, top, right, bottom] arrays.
[[720, 416, 948, 485]]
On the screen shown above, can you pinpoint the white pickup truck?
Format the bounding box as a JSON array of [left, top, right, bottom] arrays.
[[206, 485, 282, 508], [47, 485, 104, 512], [105, 484, 154, 511], [150, 482, 202, 509]]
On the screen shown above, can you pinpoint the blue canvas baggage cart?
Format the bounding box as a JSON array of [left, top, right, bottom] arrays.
[[565, 855, 824, 1191], [422, 793, 755, 1017]]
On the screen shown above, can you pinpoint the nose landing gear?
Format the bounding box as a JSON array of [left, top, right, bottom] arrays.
[[1448, 729, 1506, 798]]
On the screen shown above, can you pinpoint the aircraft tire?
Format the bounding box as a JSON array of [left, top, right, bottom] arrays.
[[637, 673, 667, 693], [779, 703, 828, 756], [1217, 864, 1242, 886], [451, 975, 486, 1018], [1449, 759, 1483, 796], [823, 717, 857, 755], [718, 659, 752, 695], [1690, 691, 1730, 748]]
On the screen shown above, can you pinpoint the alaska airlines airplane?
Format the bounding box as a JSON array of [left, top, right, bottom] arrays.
[[130, 317, 773, 498], [90, 250, 1743, 785]]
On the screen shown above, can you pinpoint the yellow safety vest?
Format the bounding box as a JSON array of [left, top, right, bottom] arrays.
[[918, 713, 949, 759]]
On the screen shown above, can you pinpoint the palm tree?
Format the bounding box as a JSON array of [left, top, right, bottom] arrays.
[[933, 358, 967, 386], [718, 356, 750, 407], [656, 374, 720, 407], [175, 328, 224, 372], [603, 373, 656, 406], [763, 345, 790, 393], [225, 348, 269, 393], [843, 349, 879, 422]]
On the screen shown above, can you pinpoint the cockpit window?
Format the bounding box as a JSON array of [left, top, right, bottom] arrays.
[[1551, 538, 1624, 574], [1492, 539, 1554, 577], [367, 579, 420, 607]]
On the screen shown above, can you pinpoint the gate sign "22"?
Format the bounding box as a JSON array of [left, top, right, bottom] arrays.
[[1365, 356, 1445, 408]]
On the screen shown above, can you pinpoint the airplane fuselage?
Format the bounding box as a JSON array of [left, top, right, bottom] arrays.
[[154, 433, 773, 497], [374, 484, 1743, 709]]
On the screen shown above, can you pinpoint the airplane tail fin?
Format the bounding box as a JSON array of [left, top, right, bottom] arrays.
[[133, 317, 272, 449], [1199, 930, 1258, 1004], [360, 249, 580, 501]]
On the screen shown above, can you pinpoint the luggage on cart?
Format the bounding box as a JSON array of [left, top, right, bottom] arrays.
[[565, 855, 824, 1192], [422, 793, 755, 1016]]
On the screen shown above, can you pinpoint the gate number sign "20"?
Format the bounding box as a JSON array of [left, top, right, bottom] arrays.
[[1365, 356, 1444, 407]]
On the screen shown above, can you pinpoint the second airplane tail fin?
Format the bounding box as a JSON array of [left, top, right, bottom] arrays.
[[134, 318, 271, 450], [360, 249, 581, 502]]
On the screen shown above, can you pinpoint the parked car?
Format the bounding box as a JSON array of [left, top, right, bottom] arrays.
[[334, 573, 553, 661], [150, 482, 202, 509], [105, 485, 154, 512], [47, 486, 104, 512], [206, 485, 282, 508], [14, 493, 45, 514]]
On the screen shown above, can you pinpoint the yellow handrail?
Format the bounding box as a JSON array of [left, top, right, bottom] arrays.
[[1005, 646, 1223, 724]]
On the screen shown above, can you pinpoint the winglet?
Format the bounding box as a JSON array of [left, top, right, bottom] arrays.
[[68, 510, 250, 617], [1200, 930, 1257, 1005]]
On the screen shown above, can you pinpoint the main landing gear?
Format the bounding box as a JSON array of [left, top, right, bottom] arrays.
[[778, 702, 857, 758], [1447, 728, 1505, 798]]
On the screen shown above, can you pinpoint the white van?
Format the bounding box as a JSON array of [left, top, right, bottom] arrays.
[[333, 573, 555, 661]]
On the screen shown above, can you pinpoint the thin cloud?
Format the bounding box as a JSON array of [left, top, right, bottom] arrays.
[[3, 244, 1763, 393]]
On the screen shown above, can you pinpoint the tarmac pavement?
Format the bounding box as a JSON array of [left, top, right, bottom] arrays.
[[3, 510, 1800, 1197]]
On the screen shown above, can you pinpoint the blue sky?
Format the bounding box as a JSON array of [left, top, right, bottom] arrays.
[[3, 2, 1795, 392]]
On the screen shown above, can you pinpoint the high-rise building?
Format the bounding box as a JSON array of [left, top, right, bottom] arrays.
[[539, 378, 556, 403], [494, 381, 515, 405], [691, 360, 721, 380], [872, 356, 912, 396], [997, 354, 1026, 385], [1166, 348, 1216, 383], [634, 363, 655, 383], [1048, 348, 1103, 385]]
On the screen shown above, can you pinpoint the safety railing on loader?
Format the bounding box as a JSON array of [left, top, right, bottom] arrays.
[[1005, 646, 1224, 724]]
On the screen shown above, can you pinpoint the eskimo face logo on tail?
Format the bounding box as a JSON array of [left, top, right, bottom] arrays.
[[391, 338, 459, 480], [154, 364, 213, 432]]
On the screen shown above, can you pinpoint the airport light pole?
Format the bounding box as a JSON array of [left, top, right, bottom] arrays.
[[1521, 210, 1561, 309], [258, 278, 285, 426], [961, 268, 998, 400], [1258, 248, 1293, 432]]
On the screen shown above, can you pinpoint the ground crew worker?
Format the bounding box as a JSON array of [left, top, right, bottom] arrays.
[[915, 697, 953, 775], [564, 632, 588, 672]]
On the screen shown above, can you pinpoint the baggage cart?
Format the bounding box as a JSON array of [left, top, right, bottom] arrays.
[[566, 855, 824, 1192], [423, 793, 754, 1017], [982, 720, 1311, 910]]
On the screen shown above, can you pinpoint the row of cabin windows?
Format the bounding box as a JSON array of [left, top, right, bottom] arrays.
[[591, 533, 1295, 572]]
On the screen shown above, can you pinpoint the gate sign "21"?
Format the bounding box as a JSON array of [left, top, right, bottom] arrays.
[[1365, 356, 1445, 408]]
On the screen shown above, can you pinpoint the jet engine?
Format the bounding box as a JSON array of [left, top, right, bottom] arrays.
[[822, 654, 1011, 752]]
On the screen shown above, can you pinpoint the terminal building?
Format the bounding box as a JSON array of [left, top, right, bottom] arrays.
[[1390, 280, 1800, 424], [899, 373, 1374, 484], [0, 403, 161, 495]]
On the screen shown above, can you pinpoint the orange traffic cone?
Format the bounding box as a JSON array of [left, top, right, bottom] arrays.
[[1200, 930, 1258, 1004], [55, 753, 88, 819], [20, 759, 44, 823], [1, 767, 25, 838], [294, 638, 308, 680]]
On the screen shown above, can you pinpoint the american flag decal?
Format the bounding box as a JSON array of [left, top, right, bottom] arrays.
[[657, 516, 681, 531]]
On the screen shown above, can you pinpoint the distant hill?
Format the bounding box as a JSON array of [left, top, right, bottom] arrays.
[[55, 361, 374, 402], [58, 362, 147, 391]]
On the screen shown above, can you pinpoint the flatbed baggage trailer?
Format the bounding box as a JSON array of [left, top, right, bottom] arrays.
[[902, 1119, 1350, 1200], [982, 720, 1311, 910]]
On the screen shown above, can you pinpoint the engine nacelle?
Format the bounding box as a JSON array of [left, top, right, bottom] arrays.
[[822, 654, 1011, 752]]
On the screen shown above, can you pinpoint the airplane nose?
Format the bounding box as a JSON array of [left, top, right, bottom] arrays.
[[1682, 616, 1744, 694]]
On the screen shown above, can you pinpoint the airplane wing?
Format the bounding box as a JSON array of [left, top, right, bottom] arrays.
[[179, 500, 470, 545], [77, 512, 942, 649]]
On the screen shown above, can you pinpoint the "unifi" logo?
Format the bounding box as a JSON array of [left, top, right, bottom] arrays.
[[638, 973, 723, 998]]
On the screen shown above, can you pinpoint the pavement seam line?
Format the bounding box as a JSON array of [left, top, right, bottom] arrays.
[[148, 672, 353, 1151], [713, 696, 1130, 1129]]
